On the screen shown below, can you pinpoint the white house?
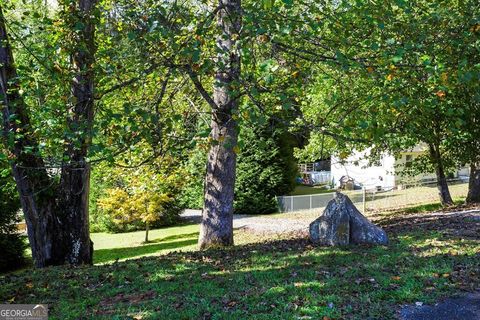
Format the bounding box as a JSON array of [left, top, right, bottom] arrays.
[[331, 145, 469, 190]]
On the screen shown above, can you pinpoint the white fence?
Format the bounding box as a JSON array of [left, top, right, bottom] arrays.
[[277, 181, 469, 213]]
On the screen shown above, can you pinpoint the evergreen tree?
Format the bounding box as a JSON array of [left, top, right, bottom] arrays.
[[235, 122, 297, 214]]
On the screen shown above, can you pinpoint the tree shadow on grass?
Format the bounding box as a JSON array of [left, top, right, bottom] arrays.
[[148, 232, 200, 243], [94, 237, 198, 264], [3, 226, 479, 319], [378, 210, 480, 240], [130, 235, 478, 319]]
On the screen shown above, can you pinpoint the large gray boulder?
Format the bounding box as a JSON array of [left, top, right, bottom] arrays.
[[309, 192, 388, 246]]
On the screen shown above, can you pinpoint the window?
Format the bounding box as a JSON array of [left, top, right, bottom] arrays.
[[405, 154, 413, 168]]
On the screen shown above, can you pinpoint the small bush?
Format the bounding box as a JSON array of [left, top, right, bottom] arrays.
[[89, 160, 185, 233]]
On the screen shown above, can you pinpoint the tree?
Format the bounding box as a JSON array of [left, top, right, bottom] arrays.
[[93, 155, 184, 235], [235, 120, 297, 214], [294, 0, 479, 206], [197, 0, 242, 249], [0, 0, 97, 267], [97, 188, 175, 242]]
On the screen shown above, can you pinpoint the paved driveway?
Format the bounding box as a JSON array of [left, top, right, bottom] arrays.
[[181, 209, 309, 234]]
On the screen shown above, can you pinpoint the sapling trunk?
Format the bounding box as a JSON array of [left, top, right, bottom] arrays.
[[145, 221, 150, 243]]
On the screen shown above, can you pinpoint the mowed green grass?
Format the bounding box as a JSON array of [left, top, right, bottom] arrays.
[[92, 223, 200, 264], [290, 185, 334, 196], [91, 223, 277, 264], [1, 208, 479, 319]]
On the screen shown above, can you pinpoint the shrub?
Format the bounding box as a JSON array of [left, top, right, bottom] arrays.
[[98, 188, 180, 232], [97, 188, 181, 234], [90, 160, 185, 233], [0, 159, 26, 272]]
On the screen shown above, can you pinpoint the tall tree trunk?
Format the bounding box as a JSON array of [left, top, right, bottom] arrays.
[[198, 0, 241, 249], [56, 0, 97, 265], [0, 2, 95, 267], [466, 162, 480, 204], [428, 143, 453, 206], [0, 5, 58, 267]]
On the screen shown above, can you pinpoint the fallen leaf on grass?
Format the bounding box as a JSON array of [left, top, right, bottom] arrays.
[[226, 300, 237, 308], [98, 290, 156, 309]]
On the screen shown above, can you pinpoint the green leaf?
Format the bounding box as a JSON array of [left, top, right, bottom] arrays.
[[263, 0, 275, 9], [74, 22, 85, 31]]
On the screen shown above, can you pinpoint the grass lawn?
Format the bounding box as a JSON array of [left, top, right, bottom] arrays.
[[92, 223, 200, 264], [290, 185, 334, 196], [1, 208, 479, 319]]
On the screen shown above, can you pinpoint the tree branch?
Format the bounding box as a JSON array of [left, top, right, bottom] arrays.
[[185, 65, 218, 109], [95, 63, 162, 100]]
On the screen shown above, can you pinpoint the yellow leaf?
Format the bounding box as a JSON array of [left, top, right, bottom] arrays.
[[339, 151, 349, 160], [470, 23, 480, 32], [386, 74, 394, 81], [441, 72, 448, 83], [233, 145, 240, 154]]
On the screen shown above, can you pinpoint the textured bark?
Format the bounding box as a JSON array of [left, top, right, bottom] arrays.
[[0, 2, 95, 267], [466, 163, 480, 204], [0, 6, 57, 267], [56, 0, 97, 265], [429, 144, 453, 206], [198, 0, 241, 249]]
